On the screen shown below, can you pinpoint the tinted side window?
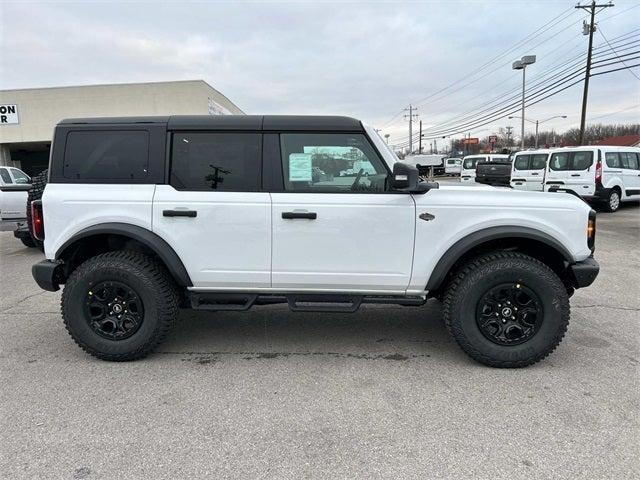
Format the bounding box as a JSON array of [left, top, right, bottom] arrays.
[[530, 154, 548, 170], [571, 151, 593, 170], [280, 133, 388, 193], [0, 168, 12, 183], [170, 132, 261, 191], [514, 155, 529, 170], [625, 152, 639, 170], [549, 152, 569, 170], [64, 130, 149, 180], [605, 152, 621, 168]]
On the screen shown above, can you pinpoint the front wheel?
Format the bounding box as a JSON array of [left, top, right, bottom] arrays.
[[442, 252, 569, 368], [61, 251, 179, 361]]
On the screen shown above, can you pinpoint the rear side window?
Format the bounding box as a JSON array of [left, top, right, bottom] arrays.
[[0, 168, 12, 183], [463, 157, 486, 169], [64, 130, 149, 180], [530, 154, 548, 170], [605, 152, 621, 168], [550, 151, 593, 171], [170, 132, 261, 191], [514, 155, 529, 170]]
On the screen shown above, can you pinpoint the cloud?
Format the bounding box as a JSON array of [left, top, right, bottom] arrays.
[[1, 0, 638, 145]]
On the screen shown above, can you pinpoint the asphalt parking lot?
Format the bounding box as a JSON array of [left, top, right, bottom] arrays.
[[1, 201, 638, 479]]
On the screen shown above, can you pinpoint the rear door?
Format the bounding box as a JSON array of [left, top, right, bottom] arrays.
[[153, 131, 271, 289], [270, 132, 415, 293], [511, 154, 529, 190], [565, 150, 595, 196], [528, 153, 548, 191]]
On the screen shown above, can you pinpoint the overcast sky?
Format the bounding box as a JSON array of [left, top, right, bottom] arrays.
[[1, 0, 639, 146]]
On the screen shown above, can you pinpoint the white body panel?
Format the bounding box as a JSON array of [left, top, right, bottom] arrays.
[[461, 154, 508, 183], [43, 184, 155, 258], [271, 193, 415, 292], [153, 185, 271, 289], [0, 167, 29, 221], [407, 186, 593, 294], [544, 146, 640, 201], [444, 158, 462, 175], [510, 150, 550, 192], [402, 154, 445, 168]]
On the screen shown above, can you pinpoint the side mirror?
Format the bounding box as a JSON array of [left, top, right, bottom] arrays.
[[390, 162, 436, 194]]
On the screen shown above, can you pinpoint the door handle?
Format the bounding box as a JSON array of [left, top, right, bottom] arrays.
[[531, 172, 539, 176], [163, 209, 197, 218], [571, 174, 581, 177], [282, 211, 317, 220]]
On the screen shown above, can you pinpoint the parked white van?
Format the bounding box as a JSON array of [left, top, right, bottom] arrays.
[[510, 150, 550, 191], [544, 146, 640, 212], [461, 154, 509, 183], [444, 158, 462, 175]]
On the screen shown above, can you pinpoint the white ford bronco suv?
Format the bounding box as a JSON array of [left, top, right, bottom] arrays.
[[31, 115, 599, 367]]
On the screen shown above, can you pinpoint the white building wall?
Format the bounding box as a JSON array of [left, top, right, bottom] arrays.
[[0, 80, 244, 145]]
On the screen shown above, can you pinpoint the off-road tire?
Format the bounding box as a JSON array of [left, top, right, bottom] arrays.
[[442, 251, 570, 368], [603, 188, 620, 213], [20, 236, 37, 248], [26, 169, 48, 251], [61, 251, 179, 361]]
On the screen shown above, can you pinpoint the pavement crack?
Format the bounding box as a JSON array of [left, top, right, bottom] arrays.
[[1, 291, 47, 313], [573, 304, 640, 312], [160, 351, 428, 361]]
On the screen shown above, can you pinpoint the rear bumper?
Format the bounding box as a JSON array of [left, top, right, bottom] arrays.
[[568, 257, 599, 289], [32, 260, 62, 292]]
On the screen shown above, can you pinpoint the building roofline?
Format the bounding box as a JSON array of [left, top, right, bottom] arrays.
[[0, 79, 211, 93]]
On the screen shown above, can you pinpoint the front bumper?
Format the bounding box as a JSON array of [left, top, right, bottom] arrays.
[[568, 257, 599, 289], [32, 260, 62, 292]]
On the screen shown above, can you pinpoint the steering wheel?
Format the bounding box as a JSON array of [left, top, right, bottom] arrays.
[[351, 168, 365, 191]]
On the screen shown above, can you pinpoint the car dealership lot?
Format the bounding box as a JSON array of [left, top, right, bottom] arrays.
[[1, 203, 638, 479]]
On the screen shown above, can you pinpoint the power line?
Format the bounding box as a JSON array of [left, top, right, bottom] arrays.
[[598, 28, 640, 80]]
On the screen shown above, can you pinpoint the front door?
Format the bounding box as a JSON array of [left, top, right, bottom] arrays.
[[271, 132, 415, 293], [153, 131, 271, 289]]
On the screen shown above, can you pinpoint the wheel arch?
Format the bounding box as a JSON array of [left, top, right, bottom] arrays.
[[425, 226, 574, 294], [55, 223, 192, 287]]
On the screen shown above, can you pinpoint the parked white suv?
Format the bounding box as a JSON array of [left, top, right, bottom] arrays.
[[510, 149, 550, 191], [460, 154, 509, 183], [31, 116, 599, 367], [544, 146, 640, 212]]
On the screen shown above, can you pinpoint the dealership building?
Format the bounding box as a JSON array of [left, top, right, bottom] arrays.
[[0, 80, 244, 176]]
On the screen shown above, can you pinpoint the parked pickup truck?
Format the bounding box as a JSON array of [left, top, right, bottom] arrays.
[[476, 157, 513, 187], [31, 115, 599, 368], [0, 166, 31, 237]]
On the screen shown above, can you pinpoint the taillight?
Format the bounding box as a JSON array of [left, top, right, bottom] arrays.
[[31, 200, 44, 241], [587, 209, 596, 252], [595, 161, 602, 185]]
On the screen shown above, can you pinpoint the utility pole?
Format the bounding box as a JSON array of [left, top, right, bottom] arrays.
[[404, 105, 418, 154], [433, 138, 438, 154], [506, 126, 513, 149], [418, 120, 423, 153], [576, 1, 614, 145]]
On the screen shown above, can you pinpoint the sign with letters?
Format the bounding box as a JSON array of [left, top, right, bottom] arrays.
[[288, 153, 313, 182], [0, 104, 19, 124]]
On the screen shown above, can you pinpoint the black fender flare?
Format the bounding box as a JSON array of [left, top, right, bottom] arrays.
[[55, 222, 192, 287], [425, 226, 574, 291]]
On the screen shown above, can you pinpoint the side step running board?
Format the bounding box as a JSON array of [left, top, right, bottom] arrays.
[[190, 292, 427, 312]]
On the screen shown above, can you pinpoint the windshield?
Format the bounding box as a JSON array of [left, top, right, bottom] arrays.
[[463, 157, 486, 169]]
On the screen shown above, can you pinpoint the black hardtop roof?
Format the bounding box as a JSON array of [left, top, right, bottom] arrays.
[[58, 115, 363, 131]]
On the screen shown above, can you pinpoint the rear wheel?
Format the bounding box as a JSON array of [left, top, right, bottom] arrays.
[[603, 188, 620, 212], [61, 251, 179, 361], [442, 252, 569, 368]]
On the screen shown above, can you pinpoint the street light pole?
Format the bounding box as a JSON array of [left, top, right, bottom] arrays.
[[535, 120, 539, 149], [512, 55, 536, 149]]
